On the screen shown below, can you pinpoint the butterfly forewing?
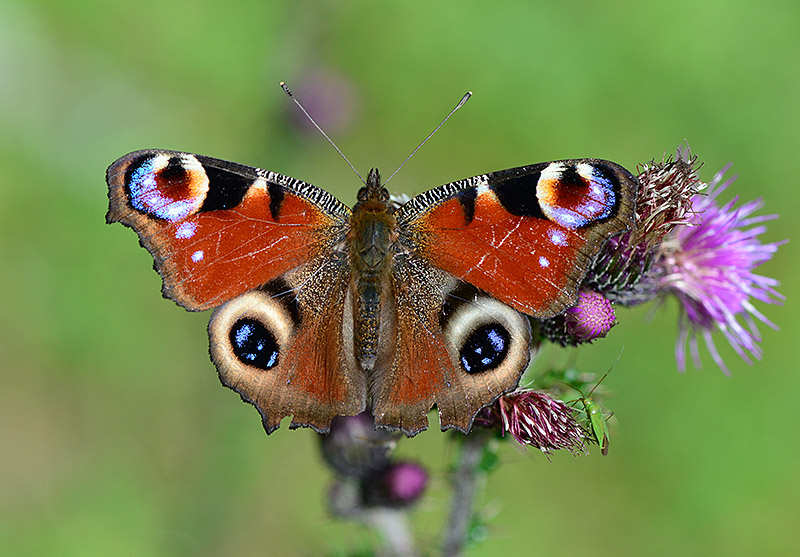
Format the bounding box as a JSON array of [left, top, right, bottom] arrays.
[[106, 149, 350, 311], [396, 159, 636, 317]]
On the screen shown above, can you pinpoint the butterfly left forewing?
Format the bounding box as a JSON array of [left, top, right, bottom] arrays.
[[106, 149, 350, 311]]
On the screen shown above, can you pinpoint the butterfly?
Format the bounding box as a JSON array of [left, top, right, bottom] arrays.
[[106, 150, 636, 436]]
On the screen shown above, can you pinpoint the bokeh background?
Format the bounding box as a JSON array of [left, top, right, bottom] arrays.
[[2, 1, 797, 555]]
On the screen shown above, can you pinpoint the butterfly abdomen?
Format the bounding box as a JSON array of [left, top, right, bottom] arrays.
[[350, 170, 397, 371]]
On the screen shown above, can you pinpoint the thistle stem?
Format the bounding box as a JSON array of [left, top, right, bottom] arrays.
[[364, 508, 416, 556], [442, 431, 489, 556]]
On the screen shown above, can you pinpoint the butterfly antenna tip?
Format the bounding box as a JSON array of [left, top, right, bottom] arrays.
[[384, 91, 473, 187], [280, 81, 365, 184]]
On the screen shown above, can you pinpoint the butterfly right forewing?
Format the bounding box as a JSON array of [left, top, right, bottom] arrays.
[[396, 159, 637, 318]]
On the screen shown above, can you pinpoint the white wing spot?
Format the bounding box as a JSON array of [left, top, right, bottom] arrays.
[[575, 162, 595, 181], [539, 162, 566, 183], [250, 176, 268, 193], [539, 256, 550, 268], [175, 221, 197, 239], [191, 250, 204, 262], [549, 229, 566, 246]]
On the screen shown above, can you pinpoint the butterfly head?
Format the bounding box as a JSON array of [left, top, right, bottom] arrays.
[[355, 168, 390, 211]]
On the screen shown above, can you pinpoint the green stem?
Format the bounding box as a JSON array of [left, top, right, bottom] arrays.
[[365, 507, 416, 556], [442, 431, 489, 556]]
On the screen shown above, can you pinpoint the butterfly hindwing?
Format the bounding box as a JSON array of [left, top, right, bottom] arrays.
[[106, 149, 351, 311], [396, 159, 637, 317], [371, 257, 532, 435], [208, 257, 366, 433]]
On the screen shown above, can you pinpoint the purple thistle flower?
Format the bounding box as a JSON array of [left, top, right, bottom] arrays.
[[656, 164, 784, 374], [478, 390, 587, 455], [586, 148, 702, 304], [583, 145, 783, 374]]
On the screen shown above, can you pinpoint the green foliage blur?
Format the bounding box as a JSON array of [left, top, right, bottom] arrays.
[[1, 1, 796, 555]]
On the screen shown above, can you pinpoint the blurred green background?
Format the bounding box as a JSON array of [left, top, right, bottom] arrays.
[[1, 0, 796, 555]]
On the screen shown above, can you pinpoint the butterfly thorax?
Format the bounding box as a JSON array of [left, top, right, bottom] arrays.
[[349, 168, 398, 371]]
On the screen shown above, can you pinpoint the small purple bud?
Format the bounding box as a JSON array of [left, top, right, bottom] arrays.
[[383, 462, 427, 504], [564, 289, 616, 340], [362, 461, 428, 508]]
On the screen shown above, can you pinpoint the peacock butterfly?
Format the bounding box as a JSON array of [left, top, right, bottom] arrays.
[[106, 150, 636, 436]]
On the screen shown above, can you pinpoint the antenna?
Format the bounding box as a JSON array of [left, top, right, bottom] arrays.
[[280, 81, 365, 184], [383, 91, 472, 187]]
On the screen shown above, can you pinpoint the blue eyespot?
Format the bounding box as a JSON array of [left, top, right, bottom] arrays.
[[229, 318, 279, 370], [537, 163, 617, 229], [126, 155, 207, 221], [460, 324, 510, 374]]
